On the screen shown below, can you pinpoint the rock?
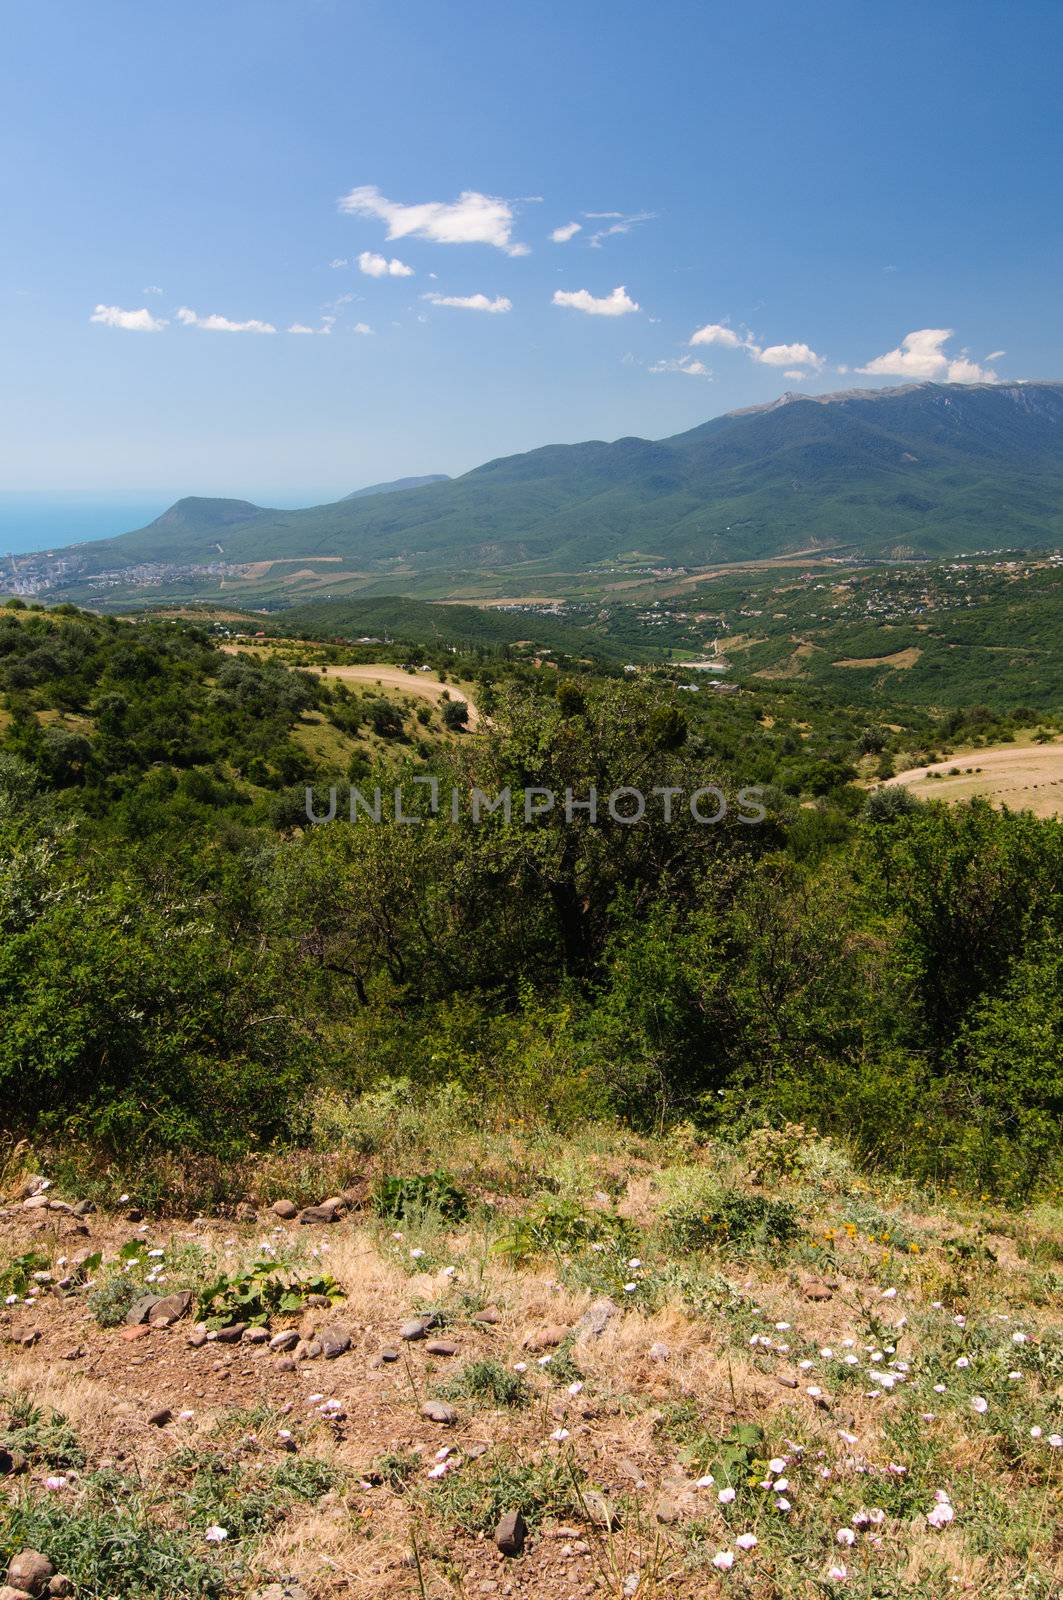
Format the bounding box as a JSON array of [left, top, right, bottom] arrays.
[[276, 1358, 296, 1373], [648, 1342, 671, 1362], [47, 1582, 74, 1599], [251, 1584, 309, 1600], [46, 1200, 72, 1214], [60, 1347, 84, 1362], [400, 1318, 430, 1341], [803, 1280, 833, 1302], [377, 1346, 400, 1362], [465, 1440, 490, 1459], [0, 1586, 34, 1600], [318, 1195, 349, 1214], [269, 1329, 300, 1352], [319, 1328, 352, 1360], [580, 1490, 619, 1529], [0, 1448, 26, 1475], [522, 1324, 569, 1353], [16, 1331, 40, 1348], [19, 1176, 50, 1199], [215, 1323, 247, 1343], [147, 1407, 172, 1428], [125, 1295, 158, 1326], [125, 1208, 144, 1222], [187, 1326, 208, 1348], [494, 1509, 527, 1556], [270, 1199, 298, 1220], [148, 1291, 192, 1328], [234, 1202, 257, 1222], [654, 1495, 679, 1524], [297, 1205, 341, 1225], [119, 1324, 150, 1342], [420, 1400, 457, 1425], [777, 1375, 799, 1389], [425, 1339, 457, 1356], [578, 1298, 618, 1338], [474, 1306, 501, 1324], [5, 1552, 53, 1596], [244, 1327, 269, 1345], [22, 1197, 50, 1211], [71, 1200, 95, 1216]]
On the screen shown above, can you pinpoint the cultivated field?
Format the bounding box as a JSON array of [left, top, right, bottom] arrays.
[[886, 741, 1063, 817]]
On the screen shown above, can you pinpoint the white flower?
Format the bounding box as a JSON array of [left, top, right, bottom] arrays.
[[712, 1551, 735, 1571], [955, 1356, 969, 1369], [427, 1462, 448, 1478], [44, 1475, 68, 1490], [838, 1430, 858, 1445], [550, 1428, 569, 1442], [773, 1477, 789, 1491], [953, 1315, 966, 1327], [205, 1525, 229, 1542], [442, 1265, 457, 1278], [147, 1248, 164, 1259], [4, 1295, 14, 1305], [627, 1258, 642, 1269], [695, 1474, 715, 1489], [827, 1564, 848, 1582], [1030, 1426, 1043, 1439], [736, 1532, 757, 1550], [971, 1396, 988, 1415], [118, 1193, 130, 1203], [513, 1362, 527, 1372], [880, 1287, 897, 1299], [799, 1359, 814, 1371], [410, 1248, 425, 1260], [775, 1496, 792, 1512], [718, 1486, 736, 1504], [820, 1347, 834, 1359], [933, 1383, 946, 1393], [768, 1457, 787, 1473], [1008, 1371, 1022, 1381], [807, 1386, 823, 1398], [836, 1528, 856, 1546], [1012, 1331, 1028, 1344], [775, 1321, 791, 1331], [537, 1355, 552, 1366], [568, 1381, 583, 1396], [927, 1502, 954, 1528], [623, 1282, 637, 1293], [1049, 1435, 1063, 1449]]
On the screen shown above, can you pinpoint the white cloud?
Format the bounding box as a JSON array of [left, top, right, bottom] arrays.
[[551, 221, 582, 243], [783, 369, 805, 381], [985, 349, 1005, 362], [142, 285, 164, 296], [339, 184, 526, 255], [328, 258, 348, 269], [858, 327, 998, 383], [353, 322, 373, 335], [552, 285, 639, 317], [689, 322, 744, 349], [586, 210, 655, 248], [756, 341, 824, 370], [176, 307, 275, 333], [90, 303, 167, 332], [650, 355, 711, 377], [422, 292, 511, 313], [288, 323, 315, 334], [358, 249, 414, 278]]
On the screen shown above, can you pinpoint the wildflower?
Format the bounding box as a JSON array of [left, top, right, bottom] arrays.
[[838, 1429, 858, 1445], [836, 1528, 856, 1546], [627, 1258, 642, 1269], [442, 1265, 457, 1278], [712, 1552, 735, 1571], [773, 1477, 789, 1491], [955, 1356, 969, 1369], [736, 1533, 758, 1550], [513, 1362, 528, 1372], [205, 1526, 229, 1543], [820, 1347, 834, 1359], [410, 1247, 425, 1260], [880, 1287, 897, 1299], [827, 1564, 848, 1582], [44, 1476, 68, 1491], [775, 1321, 791, 1331], [718, 1486, 736, 1504], [1049, 1435, 1063, 1448], [1008, 1370, 1022, 1381], [768, 1457, 787, 1473], [971, 1396, 988, 1415], [927, 1501, 954, 1529], [550, 1428, 569, 1441], [695, 1474, 715, 1489], [1030, 1426, 1043, 1439], [1012, 1331, 1028, 1344], [933, 1383, 946, 1393], [623, 1282, 637, 1294], [537, 1354, 552, 1366], [147, 1248, 164, 1259], [775, 1496, 792, 1512], [567, 1381, 583, 1396], [427, 1462, 448, 1478]]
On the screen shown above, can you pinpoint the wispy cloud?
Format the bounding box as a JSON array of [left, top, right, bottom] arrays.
[[288, 323, 315, 334], [550, 221, 582, 243], [142, 285, 164, 296], [358, 250, 414, 278], [585, 210, 655, 248], [689, 323, 745, 349], [177, 307, 275, 333], [353, 322, 373, 335], [552, 285, 639, 317], [339, 184, 528, 256], [422, 292, 512, 313], [858, 328, 998, 383], [90, 304, 167, 332], [650, 354, 711, 377]]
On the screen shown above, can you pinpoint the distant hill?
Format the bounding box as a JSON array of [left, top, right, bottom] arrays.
[[43, 382, 1063, 579], [342, 474, 450, 500], [275, 595, 631, 660]]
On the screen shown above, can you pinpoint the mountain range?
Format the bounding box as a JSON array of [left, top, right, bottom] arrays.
[[42, 382, 1063, 581]]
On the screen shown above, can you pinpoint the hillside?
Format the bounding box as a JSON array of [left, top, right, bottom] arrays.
[[32, 383, 1063, 588], [342, 474, 450, 500]]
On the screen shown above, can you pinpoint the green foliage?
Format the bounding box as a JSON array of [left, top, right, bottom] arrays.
[[495, 1195, 638, 1266], [0, 1250, 50, 1301], [421, 1449, 580, 1535], [1, 1394, 85, 1469], [664, 1187, 801, 1257], [439, 1359, 532, 1409], [372, 1169, 469, 1221], [195, 1258, 344, 1330]]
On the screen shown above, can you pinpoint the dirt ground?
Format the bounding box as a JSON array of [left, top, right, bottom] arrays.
[[885, 740, 1063, 817]]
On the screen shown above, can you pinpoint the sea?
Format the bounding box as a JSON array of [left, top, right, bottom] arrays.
[[0, 494, 173, 557]]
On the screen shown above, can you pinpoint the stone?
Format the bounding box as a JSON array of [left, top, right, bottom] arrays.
[[377, 1346, 400, 1362], [319, 1328, 352, 1360], [654, 1495, 679, 1524], [215, 1323, 247, 1343], [777, 1375, 799, 1389], [148, 1291, 192, 1328], [147, 1407, 172, 1427], [17, 1331, 40, 1349], [400, 1318, 430, 1341], [803, 1280, 833, 1302], [425, 1339, 457, 1356], [474, 1306, 501, 1324], [251, 1584, 309, 1600], [578, 1298, 618, 1338], [276, 1358, 296, 1373], [0, 1448, 26, 1475], [47, 1582, 74, 1599], [420, 1400, 457, 1424], [648, 1342, 671, 1362], [244, 1327, 269, 1344], [5, 1552, 53, 1596], [318, 1195, 349, 1214], [71, 1200, 95, 1217], [119, 1324, 150, 1342], [494, 1509, 526, 1556], [125, 1295, 158, 1326], [297, 1205, 341, 1225], [269, 1329, 300, 1352], [234, 1202, 256, 1222], [125, 1208, 144, 1222], [270, 1199, 299, 1220], [522, 1324, 569, 1352], [0, 1586, 34, 1600], [465, 1440, 490, 1459], [187, 1326, 208, 1348]]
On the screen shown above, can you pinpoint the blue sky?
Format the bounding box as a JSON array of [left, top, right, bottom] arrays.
[[2, 0, 1061, 504]]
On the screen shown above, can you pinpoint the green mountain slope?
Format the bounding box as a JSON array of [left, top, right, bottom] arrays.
[[53, 381, 1063, 577], [342, 474, 450, 500]]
